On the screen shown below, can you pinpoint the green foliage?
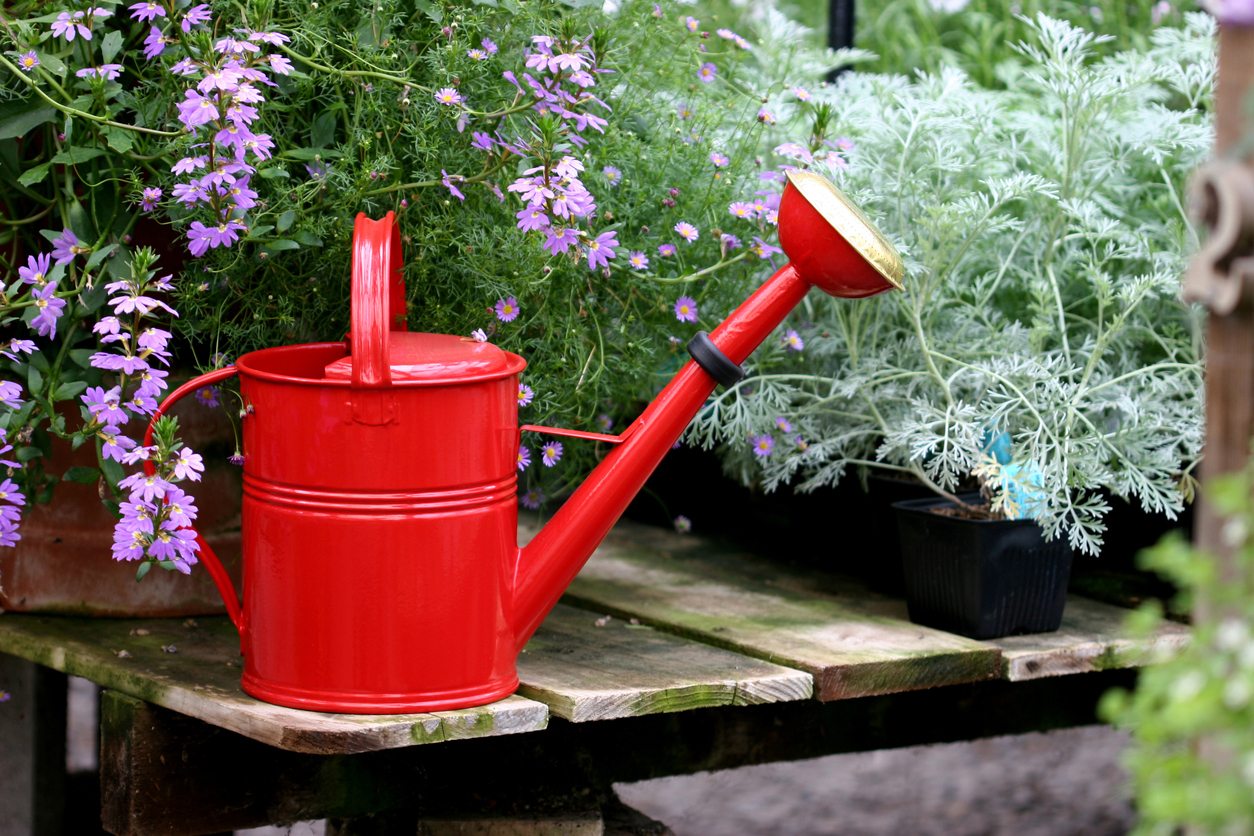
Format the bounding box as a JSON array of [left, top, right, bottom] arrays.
[[688, 10, 1212, 554], [1101, 461, 1254, 834]]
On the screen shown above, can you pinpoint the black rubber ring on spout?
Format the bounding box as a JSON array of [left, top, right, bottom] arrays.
[[687, 331, 747, 389]]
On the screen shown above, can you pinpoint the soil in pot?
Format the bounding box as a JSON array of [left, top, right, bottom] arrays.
[[893, 495, 1073, 640]]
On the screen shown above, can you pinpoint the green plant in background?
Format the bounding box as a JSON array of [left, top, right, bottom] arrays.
[[688, 11, 1213, 554], [1101, 459, 1254, 834]]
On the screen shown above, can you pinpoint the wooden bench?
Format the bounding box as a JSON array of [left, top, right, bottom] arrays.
[[0, 518, 1188, 835]]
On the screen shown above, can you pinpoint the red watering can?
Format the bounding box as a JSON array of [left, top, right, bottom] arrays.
[[146, 170, 903, 713]]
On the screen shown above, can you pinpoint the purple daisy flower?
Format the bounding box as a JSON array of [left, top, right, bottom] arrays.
[[434, 87, 463, 106], [517, 445, 532, 472], [750, 434, 775, 458], [602, 165, 621, 186], [673, 296, 698, 323], [17, 51, 39, 72], [751, 236, 783, 259], [782, 329, 805, 351], [698, 62, 717, 83], [710, 152, 729, 168], [517, 383, 534, 407], [658, 243, 677, 257], [541, 441, 563, 467], [194, 386, 221, 408], [729, 201, 756, 219], [520, 488, 544, 510], [775, 416, 794, 433], [674, 222, 699, 243], [494, 296, 520, 323], [627, 251, 649, 270]]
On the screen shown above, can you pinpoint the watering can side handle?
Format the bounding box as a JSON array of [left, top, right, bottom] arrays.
[[143, 366, 246, 639]]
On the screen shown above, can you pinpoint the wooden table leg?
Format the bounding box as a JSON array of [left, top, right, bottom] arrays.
[[0, 653, 67, 836]]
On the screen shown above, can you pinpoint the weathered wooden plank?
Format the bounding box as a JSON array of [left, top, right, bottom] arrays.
[[0, 655, 66, 836], [991, 595, 1191, 681], [517, 603, 811, 722], [556, 519, 1002, 701], [0, 614, 548, 754]]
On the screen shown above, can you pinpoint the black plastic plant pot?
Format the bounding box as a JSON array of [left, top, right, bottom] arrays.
[[892, 495, 1074, 640]]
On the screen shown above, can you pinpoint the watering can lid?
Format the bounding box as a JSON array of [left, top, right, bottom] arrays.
[[324, 332, 524, 383]]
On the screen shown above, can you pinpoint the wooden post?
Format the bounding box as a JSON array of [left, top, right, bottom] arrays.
[[1190, 26, 1254, 593], [0, 654, 67, 836]]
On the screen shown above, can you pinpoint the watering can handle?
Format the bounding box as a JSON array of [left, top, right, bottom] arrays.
[[350, 212, 408, 389], [143, 366, 245, 638]]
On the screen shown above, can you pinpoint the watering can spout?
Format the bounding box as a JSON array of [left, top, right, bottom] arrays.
[[511, 171, 904, 648]]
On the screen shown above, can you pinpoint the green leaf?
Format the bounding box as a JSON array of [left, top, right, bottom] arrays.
[[53, 380, 87, 400], [258, 167, 289, 180], [0, 101, 56, 141], [69, 349, 95, 370], [276, 209, 296, 233], [414, 0, 443, 23], [16, 446, 42, 463], [292, 230, 323, 247], [280, 147, 343, 161], [51, 147, 105, 165], [311, 110, 337, 149], [85, 243, 119, 273], [18, 163, 51, 187], [102, 126, 133, 154], [101, 30, 124, 64], [135, 561, 152, 582], [38, 52, 66, 78], [261, 239, 301, 255], [62, 466, 101, 485], [26, 364, 43, 395]]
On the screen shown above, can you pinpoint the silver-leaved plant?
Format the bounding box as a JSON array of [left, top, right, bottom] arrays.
[[689, 11, 1215, 555]]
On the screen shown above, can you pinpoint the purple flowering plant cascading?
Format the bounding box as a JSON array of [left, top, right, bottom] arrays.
[[0, 1, 292, 577]]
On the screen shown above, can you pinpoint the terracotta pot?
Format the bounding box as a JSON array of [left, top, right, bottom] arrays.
[[0, 394, 243, 616]]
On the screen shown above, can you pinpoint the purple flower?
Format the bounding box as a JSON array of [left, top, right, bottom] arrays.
[[176, 90, 220, 130], [173, 448, 205, 481], [187, 220, 246, 257], [710, 152, 729, 168], [31, 283, 66, 338], [181, 3, 212, 31], [698, 62, 717, 83], [1, 339, 35, 362], [226, 178, 257, 210], [516, 207, 550, 232], [517, 383, 534, 407], [775, 416, 794, 433], [164, 487, 198, 528], [729, 201, 756, 219], [51, 11, 92, 42], [685, 16, 700, 31], [674, 222, 699, 243], [471, 328, 488, 342], [602, 165, 621, 187], [628, 251, 649, 270], [757, 107, 776, 125], [119, 472, 173, 503], [673, 296, 698, 323], [750, 434, 775, 458], [99, 428, 136, 463], [792, 86, 812, 101], [494, 296, 520, 323], [520, 488, 544, 510], [472, 131, 494, 152], [782, 329, 804, 351], [543, 227, 580, 256], [441, 170, 465, 201], [17, 51, 39, 72], [249, 31, 290, 45], [720, 233, 741, 254], [138, 187, 162, 212], [198, 65, 243, 93], [673, 515, 692, 534], [269, 54, 294, 75], [172, 156, 207, 175], [0, 381, 23, 409], [658, 243, 677, 257], [89, 352, 148, 374], [194, 386, 221, 408], [481, 37, 498, 54], [585, 230, 618, 270], [129, 1, 165, 22], [751, 237, 783, 259], [18, 253, 51, 286], [84, 386, 128, 426], [51, 229, 82, 265], [517, 445, 532, 472], [541, 441, 563, 467], [434, 87, 463, 106], [468, 48, 488, 60]]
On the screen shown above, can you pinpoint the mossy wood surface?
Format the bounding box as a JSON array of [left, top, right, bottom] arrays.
[[559, 520, 1004, 700], [990, 596, 1191, 681], [0, 615, 549, 754], [517, 604, 812, 721]]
